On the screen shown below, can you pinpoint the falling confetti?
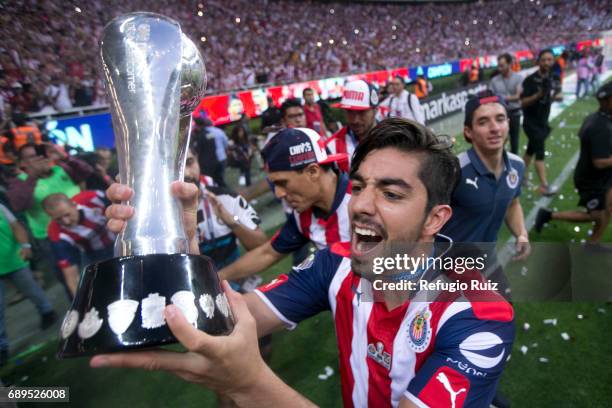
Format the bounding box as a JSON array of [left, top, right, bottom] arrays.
[[520, 345, 528, 355], [523, 322, 530, 330], [597, 308, 606, 314], [318, 366, 334, 380], [539, 357, 549, 363], [560, 332, 570, 341], [531, 343, 539, 348], [574, 226, 580, 233], [543, 318, 558, 326], [577, 314, 584, 319], [520, 266, 528, 276]]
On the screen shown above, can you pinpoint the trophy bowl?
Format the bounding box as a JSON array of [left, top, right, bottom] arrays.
[[58, 12, 233, 359]]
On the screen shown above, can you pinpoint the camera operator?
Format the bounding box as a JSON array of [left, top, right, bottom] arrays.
[[521, 48, 562, 196]]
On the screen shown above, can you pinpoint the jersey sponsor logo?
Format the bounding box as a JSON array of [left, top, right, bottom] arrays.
[[458, 332, 505, 369], [465, 176, 479, 190], [367, 341, 391, 370], [418, 366, 470, 408], [407, 307, 432, 352], [506, 169, 519, 189], [445, 357, 487, 377]]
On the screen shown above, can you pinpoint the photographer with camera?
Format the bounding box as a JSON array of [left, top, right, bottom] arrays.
[[521, 48, 562, 196]]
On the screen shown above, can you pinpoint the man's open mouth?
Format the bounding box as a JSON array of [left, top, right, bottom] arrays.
[[352, 225, 384, 256]]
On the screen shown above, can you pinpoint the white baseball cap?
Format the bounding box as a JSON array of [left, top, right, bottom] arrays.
[[333, 79, 379, 111]]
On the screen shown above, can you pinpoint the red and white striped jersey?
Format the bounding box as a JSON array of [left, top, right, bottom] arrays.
[[270, 173, 352, 253], [325, 127, 359, 173], [48, 190, 115, 268], [256, 242, 515, 408]]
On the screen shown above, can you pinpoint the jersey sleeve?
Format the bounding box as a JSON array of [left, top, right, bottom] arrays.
[[269, 214, 309, 254], [405, 306, 515, 408], [254, 248, 342, 329], [50, 238, 81, 269]]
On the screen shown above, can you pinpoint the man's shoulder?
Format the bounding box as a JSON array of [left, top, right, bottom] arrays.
[[507, 151, 525, 170]]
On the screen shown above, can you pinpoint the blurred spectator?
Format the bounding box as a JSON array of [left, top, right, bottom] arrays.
[[260, 96, 282, 131], [521, 48, 562, 196], [6, 143, 93, 297], [490, 53, 523, 154], [42, 191, 114, 297], [379, 76, 425, 125], [302, 88, 329, 137], [0, 202, 57, 365], [576, 50, 592, 98], [228, 125, 254, 187], [414, 74, 431, 100], [8, 113, 42, 151], [194, 117, 228, 187]]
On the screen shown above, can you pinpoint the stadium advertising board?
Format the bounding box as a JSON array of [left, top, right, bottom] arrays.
[[421, 83, 489, 123], [45, 113, 114, 151]]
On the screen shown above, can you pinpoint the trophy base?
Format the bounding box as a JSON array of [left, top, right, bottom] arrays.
[[57, 253, 234, 359]]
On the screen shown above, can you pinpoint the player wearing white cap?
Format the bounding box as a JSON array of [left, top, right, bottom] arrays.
[[326, 79, 379, 172]]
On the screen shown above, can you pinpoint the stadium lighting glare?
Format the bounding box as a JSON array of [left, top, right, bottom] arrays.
[[392, 35, 397, 40], [75, 6, 82, 13], [416, 47, 420, 53], [489, 19, 493, 25], [454, 20, 459, 25], [392, 25, 397, 31], [329, 39, 334, 45], [316, 41, 322, 47], [330, 8, 335, 14], [197, 11, 204, 17], [472, 19, 477, 25], [342, 39, 348, 45], [354, 29, 359, 35], [235, 17, 241, 24], [200, 36, 207, 42]]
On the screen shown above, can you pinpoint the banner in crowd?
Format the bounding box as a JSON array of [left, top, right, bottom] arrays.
[[420, 83, 489, 123]]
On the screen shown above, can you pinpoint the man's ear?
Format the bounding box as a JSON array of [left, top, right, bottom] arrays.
[[463, 125, 473, 144], [421, 204, 452, 239], [305, 163, 322, 180]]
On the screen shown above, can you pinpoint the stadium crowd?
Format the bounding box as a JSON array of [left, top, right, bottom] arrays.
[[0, 0, 610, 118]]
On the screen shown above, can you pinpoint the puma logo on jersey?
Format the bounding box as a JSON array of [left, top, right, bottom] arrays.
[[437, 372, 467, 408], [465, 177, 479, 189]]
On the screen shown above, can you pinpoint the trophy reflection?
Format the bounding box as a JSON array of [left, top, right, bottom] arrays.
[[58, 13, 234, 358]]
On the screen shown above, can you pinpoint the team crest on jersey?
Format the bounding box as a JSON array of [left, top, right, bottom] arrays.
[[408, 307, 432, 352], [367, 341, 391, 370], [506, 169, 519, 189]]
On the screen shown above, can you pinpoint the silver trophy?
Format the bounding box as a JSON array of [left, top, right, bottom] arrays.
[[58, 13, 233, 358]]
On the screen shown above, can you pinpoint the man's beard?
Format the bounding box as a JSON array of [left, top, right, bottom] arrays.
[[351, 215, 426, 282]]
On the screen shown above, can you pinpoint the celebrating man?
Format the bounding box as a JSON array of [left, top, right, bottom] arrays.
[[96, 119, 514, 408]]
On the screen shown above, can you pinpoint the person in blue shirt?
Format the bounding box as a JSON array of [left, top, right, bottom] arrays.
[[441, 92, 530, 257]]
